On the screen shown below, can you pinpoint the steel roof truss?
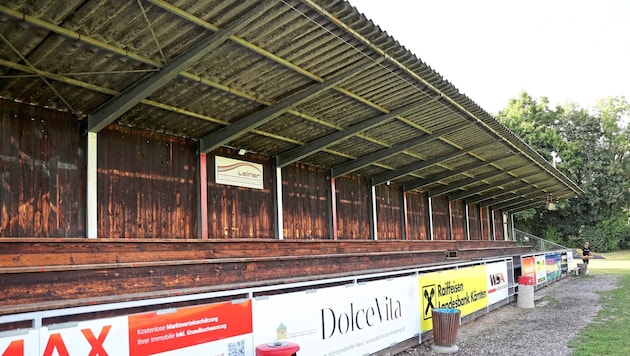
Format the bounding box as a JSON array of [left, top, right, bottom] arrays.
[[275, 96, 434, 168], [200, 57, 384, 153], [331, 121, 469, 178], [87, 1, 275, 133]]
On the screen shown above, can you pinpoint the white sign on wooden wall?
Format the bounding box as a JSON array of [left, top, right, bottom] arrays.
[[215, 156, 264, 190]]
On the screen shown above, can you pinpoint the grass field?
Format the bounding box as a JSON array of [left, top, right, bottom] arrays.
[[570, 249, 630, 355]]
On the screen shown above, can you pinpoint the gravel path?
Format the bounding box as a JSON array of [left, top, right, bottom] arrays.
[[397, 274, 619, 356]]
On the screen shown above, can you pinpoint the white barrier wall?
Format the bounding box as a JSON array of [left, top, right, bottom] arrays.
[[1, 257, 545, 356]]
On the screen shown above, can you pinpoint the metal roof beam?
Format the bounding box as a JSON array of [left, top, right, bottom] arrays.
[[371, 141, 491, 186], [502, 200, 540, 213], [424, 162, 521, 196], [88, 1, 274, 133], [199, 58, 383, 154], [331, 121, 469, 178], [275, 97, 434, 168], [405, 155, 514, 193], [449, 171, 543, 201]]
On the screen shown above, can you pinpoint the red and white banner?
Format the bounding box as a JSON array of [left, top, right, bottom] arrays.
[[3, 300, 253, 356]]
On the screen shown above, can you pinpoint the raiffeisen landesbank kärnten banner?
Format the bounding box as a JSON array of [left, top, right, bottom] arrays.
[[420, 265, 490, 331]]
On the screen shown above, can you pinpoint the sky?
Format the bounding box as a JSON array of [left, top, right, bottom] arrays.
[[349, 0, 630, 114]]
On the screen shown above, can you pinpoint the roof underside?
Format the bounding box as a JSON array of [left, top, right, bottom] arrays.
[[0, 0, 583, 212]]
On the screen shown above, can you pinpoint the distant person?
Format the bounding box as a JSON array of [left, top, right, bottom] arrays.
[[581, 242, 592, 264], [581, 242, 592, 274]]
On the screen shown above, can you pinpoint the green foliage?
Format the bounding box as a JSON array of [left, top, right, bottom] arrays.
[[498, 93, 630, 250]]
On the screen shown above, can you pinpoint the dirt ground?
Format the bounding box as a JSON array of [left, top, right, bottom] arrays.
[[397, 273, 619, 355]]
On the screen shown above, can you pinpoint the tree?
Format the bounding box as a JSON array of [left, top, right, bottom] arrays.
[[497, 93, 630, 251]]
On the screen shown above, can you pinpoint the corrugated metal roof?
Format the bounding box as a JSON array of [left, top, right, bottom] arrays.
[[0, 0, 583, 211]]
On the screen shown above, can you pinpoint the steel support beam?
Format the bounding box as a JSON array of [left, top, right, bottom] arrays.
[[424, 163, 521, 197], [275, 97, 433, 168], [371, 141, 491, 186], [88, 1, 274, 132], [332, 122, 469, 178], [200, 58, 383, 153]]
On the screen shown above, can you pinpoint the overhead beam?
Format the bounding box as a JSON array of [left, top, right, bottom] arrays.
[[371, 141, 492, 186], [331, 121, 469, 178], [275, 97, 434, 168], [502, 200, 541, 213], [404, 155, 515, 193], [449, 171, 543, 201], [463, 182, 542, 206], [200, 58, 383, 153], [424, 162, 521, 197], [87, 1, 274, 132]]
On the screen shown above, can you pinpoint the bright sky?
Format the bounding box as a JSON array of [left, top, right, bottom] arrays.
[[349, 0, 630, 114]]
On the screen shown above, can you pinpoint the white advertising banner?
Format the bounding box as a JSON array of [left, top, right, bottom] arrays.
[[11, 300, 253, 356], [39, 316, 129, 356], [215, 156, 264, 189], [485, 261, 509, 305], [252, 275, 420, 356], [0, 329, 39, 356], [535, 254, 547, 285]]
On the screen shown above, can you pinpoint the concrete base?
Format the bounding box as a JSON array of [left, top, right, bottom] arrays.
[[517, 284, 535, 308], [431, 344, 459, 354]]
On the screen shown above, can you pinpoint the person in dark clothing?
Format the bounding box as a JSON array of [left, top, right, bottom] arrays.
[[582, 242, 592, 264]]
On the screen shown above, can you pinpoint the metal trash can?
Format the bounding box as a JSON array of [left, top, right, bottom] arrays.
[[577, 263, 588, 275], [517, 275, 535, 308], [431, 308, 461, 353], [255, 341, 300, 356]]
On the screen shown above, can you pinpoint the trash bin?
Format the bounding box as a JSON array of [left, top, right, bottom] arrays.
[[517, 275, 535, 309], [255, 341, 300, 356], [431, 308, 460, 353], [577, 263, 588, 275]]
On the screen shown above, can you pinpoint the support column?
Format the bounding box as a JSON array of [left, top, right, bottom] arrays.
[[370, 185, 378, 240], [86, 132, 98, 238], [329, 177, 338, 240], [464, 203, 470, 240], [447, 199, 453, 240], [401, 189, 408, 240], [428, 197, 434, 241], [274, 166, 284, 240], [197, 153, 208, 239]]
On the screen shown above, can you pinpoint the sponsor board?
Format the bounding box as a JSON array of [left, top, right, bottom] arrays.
[[545, 253, 561, 280], [486, 262, 509, 305], [215, 156, 264, 189], [420, 265, 488, 331], [535, 255, 547, 284], [3, 300, 253, 356], [252, 276, 419, 356]]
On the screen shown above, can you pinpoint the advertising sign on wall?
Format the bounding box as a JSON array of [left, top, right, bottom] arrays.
[[13, 300, 252, 356], [0, 329, 39, 356], [215, 156, 264, 189], [545, 253, 561, 280], [486, 262, 509, 305], [535, 255, 547, 284], [252, 276, 420, 356], [127, 300, 253, 356], [419, 265, 488, 331], [521, 256, 536, 279]]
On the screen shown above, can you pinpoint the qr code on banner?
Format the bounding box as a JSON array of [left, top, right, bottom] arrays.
[[228, 340, 245, 356]]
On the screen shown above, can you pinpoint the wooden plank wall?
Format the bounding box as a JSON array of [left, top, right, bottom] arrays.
[[481, 206, 491, 240], [405, 191, 428, 240], [431, 195, 449, 240], [494, 209, 504, 240], [98, 127, 198, 238], [468, 203, 481, 240], [335, 175, 371, 239], [206, 150, 275, 239], [283, 163, 330, 239], [451, 199, 466, 240], [0, 99, 85, 237], [1, 99, 510, 241], [376, 184, 402, 240]]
